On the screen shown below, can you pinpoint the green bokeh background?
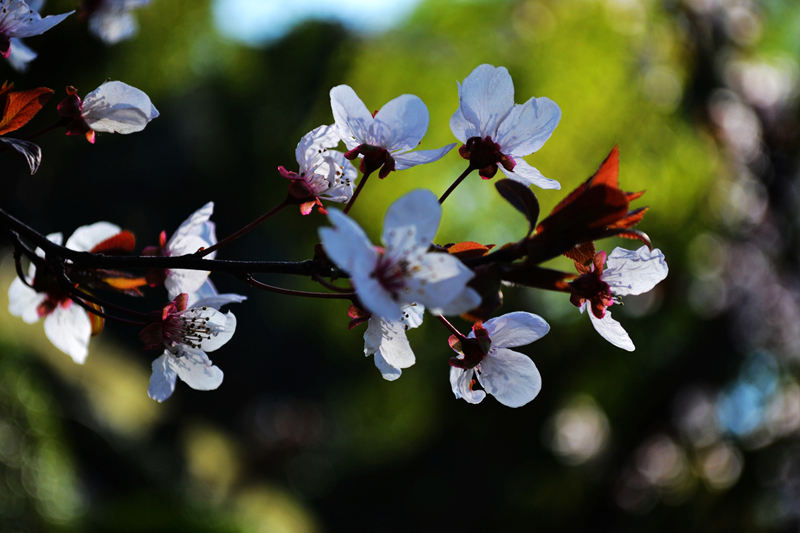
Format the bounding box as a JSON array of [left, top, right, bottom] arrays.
[[1, 0, 798, 531]]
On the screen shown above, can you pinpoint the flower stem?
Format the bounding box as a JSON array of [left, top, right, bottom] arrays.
[[437, 315, 465, 339], [312, 273, 353, 293], [343, 169, 373, 215], [438, 164, 476, 205], [197, 197, 290, 257], [24, 117, 69, 142], [244, 274, 355, 300]]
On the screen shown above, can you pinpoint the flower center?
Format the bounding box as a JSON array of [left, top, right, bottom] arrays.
[[371, 254, 408, 299], [459, 136, 516, 178], [162, 310, 216, 354]]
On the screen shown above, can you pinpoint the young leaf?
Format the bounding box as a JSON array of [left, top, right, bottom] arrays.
[[0, 86, 54, 136], [495, 179, 539, 235]]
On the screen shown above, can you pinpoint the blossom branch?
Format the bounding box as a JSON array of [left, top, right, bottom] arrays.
[[196, 196, 290, 258], [243, 274, 355, 300]]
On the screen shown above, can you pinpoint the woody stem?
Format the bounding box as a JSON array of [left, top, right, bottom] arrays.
[[437, 315, 465, 339], [244, 274, 355, 300], [197, 196, 290, 258]]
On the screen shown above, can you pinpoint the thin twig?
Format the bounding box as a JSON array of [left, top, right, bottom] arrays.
[[343, 169, 372, 215], [439, 164, 475, 204], [197, 197, 290, 258], [244, 274, 355, 300]]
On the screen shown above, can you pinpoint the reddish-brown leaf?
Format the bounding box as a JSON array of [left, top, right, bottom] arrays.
[[564, 242, 596, 269], [587, 145, 619, 189], [447, 241, 495, 260], [0, 87, 54, 136], [90, 231, 136, 254]]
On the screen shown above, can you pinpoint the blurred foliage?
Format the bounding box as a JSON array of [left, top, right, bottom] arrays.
[[2, 0, 800, 531]]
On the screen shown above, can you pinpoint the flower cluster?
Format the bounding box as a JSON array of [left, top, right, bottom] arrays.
[[3, 61, 668, 408]]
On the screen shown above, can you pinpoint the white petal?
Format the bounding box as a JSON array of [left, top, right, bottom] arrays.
[[316, 150, 356, 202], [479, 312, 550, 349], [148, 353, 177, 402], [478, 348, 542, 407], [8, 276, 43, 324], [89, 9, 137, 44], [382, 189, 441, 260], [393, 144, 456, 170], [353, 273, 403, 320], [603, 247, 669, 296], [296, 124, 341, 170], [168, 202, 216, 254], [330, 85, 372, 149], [3, 3, 72, 38], [498, 159, 560, 190], [402, 303, 424, 329], [319, 209, 379, 278], [364, 315, 415, 371], [374, 351, 402, 381], [588, 309, 635, 351], [43, 302, 91, 364], [405, 253, 476, 315], [192, 293, 247, 310], [495, 97, 561, 156], [65, 221, 121, 251], [82, 81, 159, 134], [449, 101, 476, 144], [371, 94, 429, 152], [166, 266, 210, 300], [457, 64, 515, 139], [436, 287, 481, 317], [6, 37, 36, 72], [450, 367, 485, 404], [169, 349, 224, 391], [197, 310, 237, 352]]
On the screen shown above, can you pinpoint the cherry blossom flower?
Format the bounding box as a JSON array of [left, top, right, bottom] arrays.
[[8, 222, 124, 364], [570, 246, 668, 351], [142, 292, 244, 402], [450, 64, 561, 189], [319, 189, 480, 320], [449, 312, 549, 408], [363, 303, 424, 381], [80, 0, 152, 44], [143, 202, 217, 300], [278, 124, 357, 215], [0, 0, 72, 62], [330, 85, 455, 178], [57, 81, 159, 143]]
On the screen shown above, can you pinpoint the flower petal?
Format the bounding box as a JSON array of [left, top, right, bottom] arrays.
[[168, 201, 216, 256], [588, 309, 635, 351], [330, 85, 373, 150], [64, 221, 121, 251], [192, 293, 247, 310], [148, 353, 177, 402], [169, 348, 224, 391], [498, 159, 560, 190], [457, 64, 515, 138], [5, 5, 72, 38], [8, 275, 43, 324], [353, 273, 403, 320], [89, 8, 137, 44], [603, 246, 668, 296], [479, 311, 550, 349], [364, 315, 415, 371], [82, 81, 159, 134], [43, 301, 91, 364], [393, 143, 456, 170], [478, 347, 542, 407], [197, 310, 237, 352], [382, 189, 441, 261], [450, 367, 485, 404], [449, 99, 477, 143], [372, 94, 429, 152], [374, 351, 402, 381], [320, 209, 379, 278], [495, 97, 561, 156], [296, 124, 341, 171], [405, 253, 476, 316], [436, 286, 481, 316]]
